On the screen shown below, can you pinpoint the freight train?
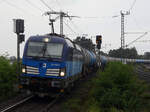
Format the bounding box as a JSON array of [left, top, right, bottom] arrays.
[[101, 56, 150, 64], [20, 33, 99, 95]]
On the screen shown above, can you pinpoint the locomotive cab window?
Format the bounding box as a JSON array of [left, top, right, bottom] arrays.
[[27, 41, 63, 59], [27, 42, 44, 57], [45, 43, 63, 58]]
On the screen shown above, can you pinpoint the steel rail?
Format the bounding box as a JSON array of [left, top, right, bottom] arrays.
[[42, 94, 61, 112], [1, 95, 33, 112]]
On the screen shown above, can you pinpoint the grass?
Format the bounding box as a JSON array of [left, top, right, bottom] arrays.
[[61, 62, 150, 112], [62, 73, 96, 112]]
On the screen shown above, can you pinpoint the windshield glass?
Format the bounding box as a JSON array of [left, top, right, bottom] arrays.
[[27, 42, 44, 57], [45, 43, 63, 58], [27, 42, 63, 59]]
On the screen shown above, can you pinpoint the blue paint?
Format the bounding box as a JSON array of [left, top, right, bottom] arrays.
[[22, 58, 83, 79], [22, 34, 95, 82], [65, 61, 83, 77]]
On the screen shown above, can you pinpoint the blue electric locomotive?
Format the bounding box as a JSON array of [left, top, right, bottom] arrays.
[[20, 34, 97, 94]]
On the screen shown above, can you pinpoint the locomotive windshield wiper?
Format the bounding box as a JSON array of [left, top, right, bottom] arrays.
[[33, 56, 39, 60], [33, 56, 41, 60], [43, 44, 53, 61], [45, 54, 52, 61], [33, 44, 46, 59]]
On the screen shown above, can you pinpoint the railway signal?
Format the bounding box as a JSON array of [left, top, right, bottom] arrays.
[[96, 35, 102, 49], [13, 19, 24, 34], [13, 19, 25, 77], [19, 34, 25, 44]]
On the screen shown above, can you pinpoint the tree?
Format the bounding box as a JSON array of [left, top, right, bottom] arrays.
[[144, 52, 150, 59], [108, 47, 138, 59], [73, 36, 95, 52]]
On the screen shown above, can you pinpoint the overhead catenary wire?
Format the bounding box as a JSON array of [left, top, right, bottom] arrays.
[[126, 32, 148, 47], [26, 0, 44, 13], [48, 0, 82, 36], [4, 0, 25, 12], [82, 16, 102, 19], [136, 40, 150, 43], [112, 0, 137, 18], [63, 20, 78, 35], [129, 0, 137, 12], [69, 20, 83, 35], [130, 15, 144, 30], [127, 0, 150, 44], [130, 14, 150, 32], [81, 16, 115, 19], [40, 0, 54, 11], [3, 0, 36, 16]]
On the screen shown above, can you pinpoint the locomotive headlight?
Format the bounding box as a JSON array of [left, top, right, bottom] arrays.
[[22, 65, 26, 73], [60, 68, 66, 77], [22, 68, 26, 73], [44, 38, 49, 42], [60, 71, 65, 76]]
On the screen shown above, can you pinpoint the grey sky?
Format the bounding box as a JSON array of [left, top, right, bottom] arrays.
[[0, 0, 149, 57]]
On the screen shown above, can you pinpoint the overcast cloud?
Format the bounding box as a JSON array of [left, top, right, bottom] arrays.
[[0, 0, 150, 56]]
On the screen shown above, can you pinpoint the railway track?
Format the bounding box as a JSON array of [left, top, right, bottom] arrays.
[[0, 95, 33, 112], [135, 64, 150, 82], [0, 94, 61, 112]]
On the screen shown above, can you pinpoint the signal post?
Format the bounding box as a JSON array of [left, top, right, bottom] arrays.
[[13, 19, 25, 77]]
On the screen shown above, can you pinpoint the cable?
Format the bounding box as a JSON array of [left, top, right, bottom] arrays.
[[136, 40, 150, 43], [126, 32, 148, 47], [69, 20, 83, 34], [131, 15, 144, 30], [4, 0, 38, 17], [40, 0, 54, 11], [3, 0, 29, 15], [129, 0, 137, 12], [26, 0, 44, 13], [130, 15, 150, 32], [82, 16, 101, 19], [63, 20, 78, 35]]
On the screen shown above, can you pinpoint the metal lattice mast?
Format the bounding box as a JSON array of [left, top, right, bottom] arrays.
[[121, 11, 125, 49], [120, 11, 130, 49], [120, 11, 130, 62]]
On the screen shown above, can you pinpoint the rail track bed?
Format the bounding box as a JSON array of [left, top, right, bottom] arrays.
[[0, 72, 97, 112], [0, 94, 31, 111], [0, 94, 61, 112], [135, 64, 150, 82]]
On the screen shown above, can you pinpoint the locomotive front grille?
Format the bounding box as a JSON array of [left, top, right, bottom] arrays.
[[46, 69, 60, 76], [26, 66, 39, 75]]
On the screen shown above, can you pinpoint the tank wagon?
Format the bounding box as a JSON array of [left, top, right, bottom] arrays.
[[20, 34, 98, 95], [100, 55, 150, 65]]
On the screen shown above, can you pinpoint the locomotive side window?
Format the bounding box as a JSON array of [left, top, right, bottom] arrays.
[[73, 44, 83, 61], [75, 44, 81, 52], [65, 39, 74, 48]]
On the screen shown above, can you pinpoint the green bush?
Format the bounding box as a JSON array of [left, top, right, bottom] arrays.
[[0, 56, 17, 101], [91, 62, 146, 112]]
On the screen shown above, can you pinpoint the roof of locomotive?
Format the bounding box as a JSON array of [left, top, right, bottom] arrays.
[[27, 33, 66, 44]]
